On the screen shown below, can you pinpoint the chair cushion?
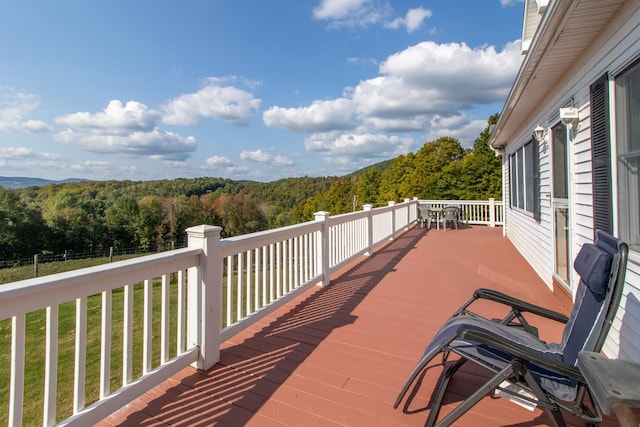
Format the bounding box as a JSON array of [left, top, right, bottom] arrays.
[[573, 244, 611, 296]]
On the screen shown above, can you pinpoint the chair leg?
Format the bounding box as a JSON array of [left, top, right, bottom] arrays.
[[394, 354, 437, 409], [430, 362, 518, 427], [520, 368, 567, 427], [424, 358, 467, 427]]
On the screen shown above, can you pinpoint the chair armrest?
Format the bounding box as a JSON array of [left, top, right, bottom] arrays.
[[473, 288, 569, 324], [457, 326, 583, 380]]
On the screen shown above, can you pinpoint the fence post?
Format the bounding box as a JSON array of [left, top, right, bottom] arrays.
[[186, 225, 222, 371], [404, 198, 411, 230], [489, 198, 496, 228], [388, 201, 396, 240], [34, 254, 39, 278], [314, 211, 330, 286], [363, 204, 373, 255]]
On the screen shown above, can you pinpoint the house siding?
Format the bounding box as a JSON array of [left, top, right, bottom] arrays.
[[501, 0, 640, 361], [503, 143, 553, 289]]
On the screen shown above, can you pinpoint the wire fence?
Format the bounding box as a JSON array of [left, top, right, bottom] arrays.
[[0, 242, 184, 270]]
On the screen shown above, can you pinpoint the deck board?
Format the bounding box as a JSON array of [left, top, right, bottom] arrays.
[[98, 226, 630, 426]]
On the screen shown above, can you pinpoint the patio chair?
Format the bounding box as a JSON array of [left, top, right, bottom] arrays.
[[418, 204, 435, 229], [441, 206, 459, 230], [394, 230, 628, 427]]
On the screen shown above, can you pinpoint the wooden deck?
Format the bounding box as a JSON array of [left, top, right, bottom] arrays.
[[98, 226, 626, 426]]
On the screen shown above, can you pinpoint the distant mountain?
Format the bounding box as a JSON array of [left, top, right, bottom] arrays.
[[0, 176, 89, 189]]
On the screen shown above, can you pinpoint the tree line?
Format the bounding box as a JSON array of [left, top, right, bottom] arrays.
[[0, 116, 501, 261]]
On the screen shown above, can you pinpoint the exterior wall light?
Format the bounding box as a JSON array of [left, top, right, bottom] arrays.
[[559, 107, 579, 129]]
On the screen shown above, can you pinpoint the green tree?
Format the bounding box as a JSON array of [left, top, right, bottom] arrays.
[[0, 188, 47, 259], [105, 197, 140, 248], [136, 196, 162, 249]]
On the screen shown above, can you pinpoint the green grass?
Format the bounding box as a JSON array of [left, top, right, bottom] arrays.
[[0, 253, 291, 426], [0, 255, 142, 285], [0, 274, 182, 426]]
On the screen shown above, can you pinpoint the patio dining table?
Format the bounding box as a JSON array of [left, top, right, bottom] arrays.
[[428, 207, 443, 230]]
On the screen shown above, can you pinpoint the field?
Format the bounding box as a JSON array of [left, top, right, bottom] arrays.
[[0, 257, 181, 426]]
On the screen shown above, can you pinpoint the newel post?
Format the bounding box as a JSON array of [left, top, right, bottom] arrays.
[[388, 201, 396, 240], [489, 198, 496, 228], [186, 225, 222, 370], [404, 198, 411, 230], [363, 204, 373, 255], [314, 212, 330, 286]]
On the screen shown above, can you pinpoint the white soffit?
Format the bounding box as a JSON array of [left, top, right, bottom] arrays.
[[492, 0, 628, 148]]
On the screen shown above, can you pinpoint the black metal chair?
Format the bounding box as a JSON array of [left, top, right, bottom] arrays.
[[394, 230, 628, 427]]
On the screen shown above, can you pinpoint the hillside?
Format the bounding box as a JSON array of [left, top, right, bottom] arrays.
[[1, 123, 502, 261], [0, 176, 89, 189]]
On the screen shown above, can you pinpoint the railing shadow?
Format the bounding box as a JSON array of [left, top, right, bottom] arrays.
[[115, 227, 425, 426]]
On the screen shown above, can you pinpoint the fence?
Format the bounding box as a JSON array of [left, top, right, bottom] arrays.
[[1, 198, 503, 426], [1, 198, 424, 427], [419, 198, 503, 227], [0, 244, 180, 271]]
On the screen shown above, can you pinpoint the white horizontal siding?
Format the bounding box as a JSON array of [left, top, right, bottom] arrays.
[[503, 0, 640, 361], [503, 142, 554, 290], [605, 253, 640, 359]]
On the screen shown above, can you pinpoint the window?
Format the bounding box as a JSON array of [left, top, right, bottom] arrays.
[[616, 61, 640, 250], [552, 124, 568, 199], [509, 139, 540, 218]]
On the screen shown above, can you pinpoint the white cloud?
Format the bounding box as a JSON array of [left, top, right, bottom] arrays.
[[312, 0, 391, 28], [352, 40, 522, 131], [200, 155, 249, 175], [54, 100, 197, 161], [202, 155, 233, 168], [0, 89, 53, 133], [304, 131, 416, 172], [263, 98, 355, 132], [56, 100, 159, 133], [53, 128, 196, 161], [501, 0, 524, 6], [68, 160, 112, 172], [384, 7, 432, 33], [240, 149, 294, 166], [0, 146, 61, 161], [162, 77, 261, 126], [426, 114, 488, 148], [305, 131, 415, 157]]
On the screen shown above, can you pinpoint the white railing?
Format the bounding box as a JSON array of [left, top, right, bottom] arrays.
[[419, 198, 504, 227], [1, 198, 420, 427]]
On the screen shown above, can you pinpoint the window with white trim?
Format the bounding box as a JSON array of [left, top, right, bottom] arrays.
[[509, 139, 540, 219], [615, 60, 640, 251]]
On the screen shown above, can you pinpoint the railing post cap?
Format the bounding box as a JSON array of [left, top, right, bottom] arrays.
[[363, 204, 373, 211], [186, 225, 222, 237], [314, 211, 330, 220], [388, 201, 396, 206]]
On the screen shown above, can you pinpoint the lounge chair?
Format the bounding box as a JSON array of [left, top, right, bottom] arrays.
[[394, 230, 628, 427]]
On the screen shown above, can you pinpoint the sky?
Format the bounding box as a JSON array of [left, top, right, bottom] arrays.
[[0, 0, 525, 182]]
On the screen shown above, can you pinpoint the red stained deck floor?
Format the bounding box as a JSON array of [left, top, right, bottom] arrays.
[[98, 226, 629, 426]]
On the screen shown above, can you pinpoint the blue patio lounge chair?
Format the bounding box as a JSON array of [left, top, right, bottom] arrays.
[[394, 230, 628, 427]]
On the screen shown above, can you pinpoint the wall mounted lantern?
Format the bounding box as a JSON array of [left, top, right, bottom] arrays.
[[559, 107, 579, 129]]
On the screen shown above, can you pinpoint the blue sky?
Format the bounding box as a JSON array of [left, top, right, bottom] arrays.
[[0, 0, 524, 182]]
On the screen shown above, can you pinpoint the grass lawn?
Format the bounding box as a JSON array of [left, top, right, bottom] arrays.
[[0, 257, 181, 426], [0, 253, 287, 425]]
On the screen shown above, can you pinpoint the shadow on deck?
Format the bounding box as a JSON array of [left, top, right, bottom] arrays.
[[99, 226, 626, 426]]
